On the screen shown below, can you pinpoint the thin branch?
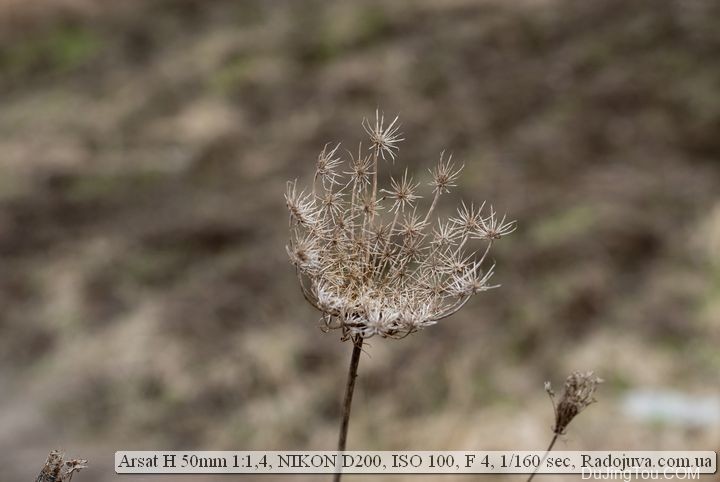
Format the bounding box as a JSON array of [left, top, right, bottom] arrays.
[[334, 336, 364, 482], [526, 434, 558, 482]]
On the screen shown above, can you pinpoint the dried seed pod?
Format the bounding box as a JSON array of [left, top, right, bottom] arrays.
[[546, 371, 604, 435], [286, 111, 515, 340], [36, 450, 87, 482]]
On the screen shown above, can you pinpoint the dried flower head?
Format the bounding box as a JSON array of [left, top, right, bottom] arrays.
[[315, 142, 342, 188], [430, 151, 463, 194], [286, 111, 515, 340], [546, 371, 603, 435], [362, 109, 404, 161], [37, 450, 87, 482]]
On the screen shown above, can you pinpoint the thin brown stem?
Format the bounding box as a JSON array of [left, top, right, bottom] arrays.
[[422, 190, 441, 224], [334, 336, 364, 482], [371, 148, 379, 208], [526, 434, 558, 482]]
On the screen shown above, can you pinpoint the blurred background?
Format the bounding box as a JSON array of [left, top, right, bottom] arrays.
[[0, 0, 719, 480]]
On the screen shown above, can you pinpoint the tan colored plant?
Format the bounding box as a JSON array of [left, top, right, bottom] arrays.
[[285, 110, 514, 481], [36, 450, 87, 482], [527, 371, 603, 481], [286, 111, 514, 341]]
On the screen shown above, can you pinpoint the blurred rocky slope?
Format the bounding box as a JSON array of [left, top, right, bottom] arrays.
[[0, 0, 719, 480]]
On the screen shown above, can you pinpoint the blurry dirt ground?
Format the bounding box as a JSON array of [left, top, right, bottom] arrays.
[[0, 0, 719, 480]]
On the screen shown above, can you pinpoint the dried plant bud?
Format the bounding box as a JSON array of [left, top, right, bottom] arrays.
[[286, 112, 514, 340], [439, 249, 474, 275], [431, 220, 460, 247], [400, 235, 426, 262], [317, 189, 345, 218], [399, 210, 428, 239], [360, 194, 383, 217], [37, 450, 87, 482], [430, 151, 464, 194], [451, 201, 485, 233], [285, 181, 318, 227], [345, 148, 375, 187], [367, 221, 391, 245], [475, 205, 517, 240], [287, 235, 321, 273], [546, 371, 603, 435], [544, 381, 555, 397], [383, 169, 421, 213], [362, 109, 404, 161], [315, 142, 343, 188], [450, 263, 497, 296]]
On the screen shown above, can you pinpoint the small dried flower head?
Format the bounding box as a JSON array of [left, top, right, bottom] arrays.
[[383, 169, 422, 213], [399, 210, 428, 239], [451, 201, 484, 234], [317, 189, 345, 218], [362, 109, 404, 161], [450, 263, 498, 296], [360, 194, 382, 217], [430, 151, 464, 194], [286, 235, 321, 273], [38, 450, 88, 482], [315, 142, 342, 188], [367, 221, 391, 245], [285, 180, 317, 227], [476, 205, 517, 240], [286, 111, 514, 340], [546, 371, 603, 435], [345, 145, 374, 187], [432, 220, 460, 247]]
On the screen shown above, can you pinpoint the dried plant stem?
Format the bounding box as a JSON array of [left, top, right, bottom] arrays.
[[526, 434, 558, 482], [334, 336, 364, 482]]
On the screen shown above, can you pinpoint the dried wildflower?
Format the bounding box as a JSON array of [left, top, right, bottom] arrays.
[[450, 263, 497, 296], [286, 112, 514, 341], [546, 371, 604, 435], [345, 147, 375, 188], [527, 371, 603, 482], [315, 143, 343, 188], [432, 220, 460, 247], [361, 109, 404, 161], [359, 194, 382, 218], [36, 450, 87, 482], [399, 210, 428, 239], [383, 169, 422, 213], [429, 151, 463, 194], [317, 189, 345, 218], [451, 201, 484, 234], [476, 205, 517, 240], [285, 181, 317, 227]]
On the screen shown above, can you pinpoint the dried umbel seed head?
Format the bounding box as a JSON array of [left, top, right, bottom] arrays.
[[37, 450, 88, 482], [545, 371, 603, 435], [285, 110, 515, 340]]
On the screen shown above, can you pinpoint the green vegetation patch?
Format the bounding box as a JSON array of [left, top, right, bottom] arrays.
[[0, 24, 103, 82]]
